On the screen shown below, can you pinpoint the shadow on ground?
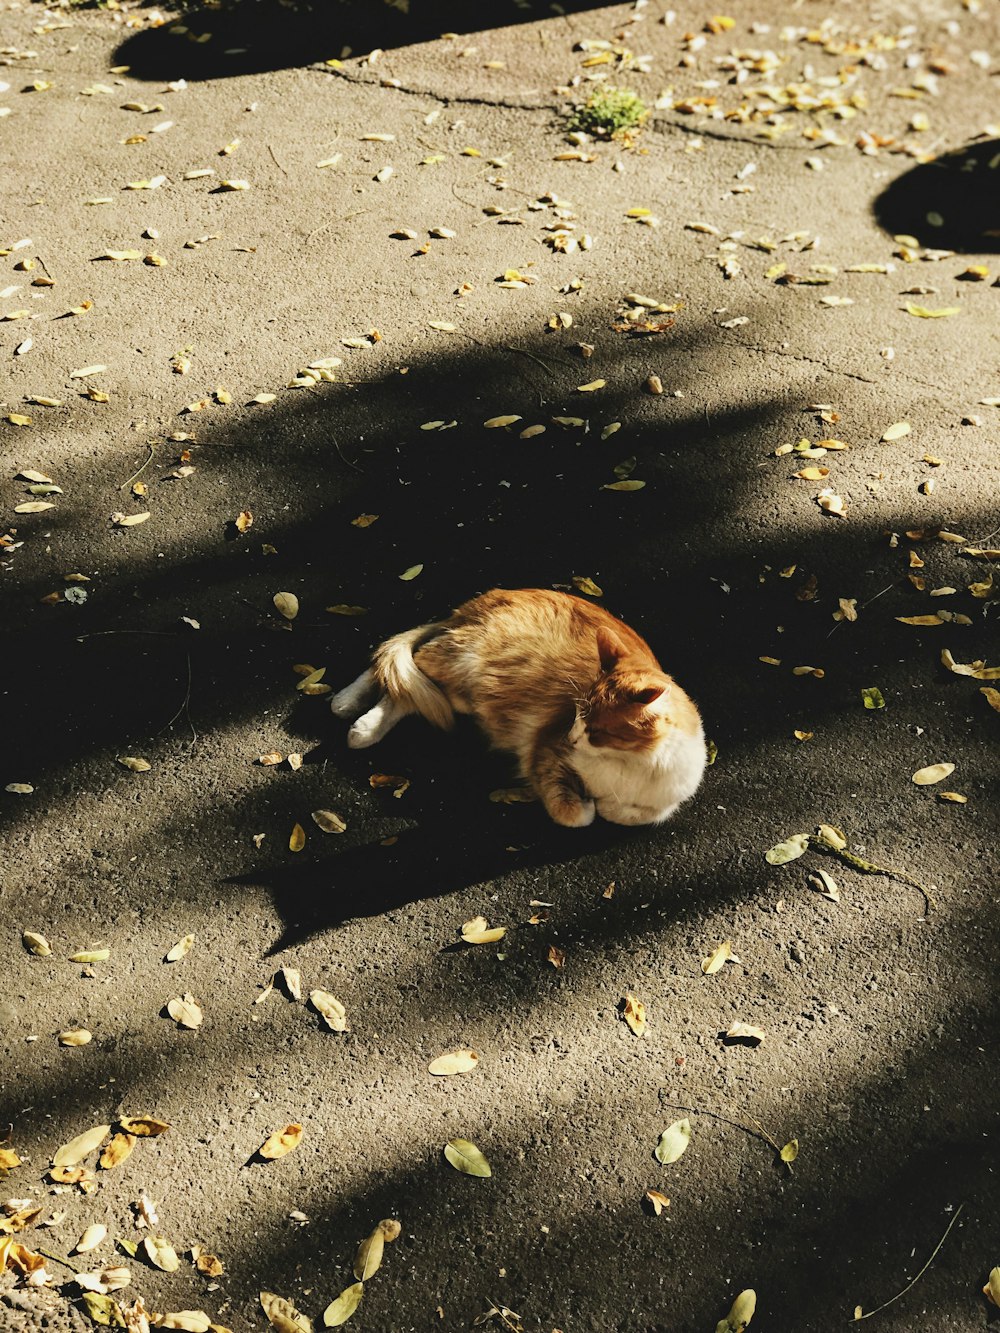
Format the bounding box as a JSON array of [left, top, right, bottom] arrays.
[[116, 0, 612, 81], [873, 139, 1000, 252]]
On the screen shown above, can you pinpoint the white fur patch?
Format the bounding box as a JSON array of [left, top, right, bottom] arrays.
[[569, 725, 706, 826]]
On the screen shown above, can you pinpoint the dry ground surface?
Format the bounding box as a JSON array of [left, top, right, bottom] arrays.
[[2, 0, 999, 1330]]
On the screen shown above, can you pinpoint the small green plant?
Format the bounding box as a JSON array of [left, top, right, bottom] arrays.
[[567, 86, 649, 140]]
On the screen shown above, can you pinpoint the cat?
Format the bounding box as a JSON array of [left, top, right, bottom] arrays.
[[330, 588, 706, 828]]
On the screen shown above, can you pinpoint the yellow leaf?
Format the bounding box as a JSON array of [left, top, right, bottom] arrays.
[[322, 1283, 362, 1328], [289, 823, 306, 852], [165, 934, 195, 962], [937, 791, 967, 804], [577, 379, 606, 392], [603, 480, 645, 491], [460, 915, 506, 945], [0, 1148, 21, 1169], [353, 1227, 384, 1281], [74, 1224, 108, 1254], [717, 1288, 757, 1332], [273, 592, 299, 620], [112, 512, 151, 527], [701, 940, 732, 975], [765, 833, 809, 864], [880, 421, 911, 441], [117, 756, 151, 772], [53, 1125, 112, 1167], [572, 575, 603, 597], [645, 1189, 670, 1215], [483, 415, 521, 428], [15, 501, 55, 513], [99, 1132, 137, 1169], [726, 1022, 766, 1043], [621, 992, 646, 1036], [22, 930, 51, 956], [780, 1139, 799, 1163], [351, 513, 378, 528], [166, 994, 203, 1029], [443, 1138, 492, 1177], [311, 809, 347, 834], [118, 1116, 170, 1137], [310, 989, 348, 1031], [326, 604, 367, 616], [59, 1028, 93, 1046], [428, 1049, 480, 1076], [980, 686, 1000, 713], [399, 564, 423, 581], [896, 615, 943, 626], [259, 1124, 304, 1160], [905, 303, 960, 318], [261, 1292, 312, 1333], [654, 1118, 691, 1164]]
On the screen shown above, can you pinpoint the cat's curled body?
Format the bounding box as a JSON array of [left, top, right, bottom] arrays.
[[330, 588, 706, 828]]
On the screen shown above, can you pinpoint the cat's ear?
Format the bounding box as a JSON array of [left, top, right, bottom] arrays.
[[596, 629, 624, 674], [631, 685, 665, 707]]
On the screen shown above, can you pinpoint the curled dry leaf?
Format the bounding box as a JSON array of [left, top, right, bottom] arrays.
[[716, 1289, 757, 1333], [165, 934, 195, 963], [547, 944, 565, 969], [765, 833, 809, 865], [70, 947, 110, 963], [0, 1147, 22, 1169], [654, 1118, 691, 1165], [982, 687, 1000, 714], [234, 510, 253, 534], [59, 1028, 93, 1047], [74, 1224, 108, 1254], [117, 757, 151, 772], [701, 941, 732, 975], [940, 649, 1000, 680], [259, 1124, 304, 1160], [118, 1117, 169, 1137], [100, 1132, 137, 1169], [273, 592, 299, 621], [323, 1283, 363, 1328], [809, 869, 840, 902], [861, 686, 886, 710], [160, 1314, 211, 1332], [22, 930, 52, 956], [816, 823, 847, 850], [261, 1295, 313, 1333], [143, 1235, 180, 1272], [311, 810, 347, 834], [938, 791, 967, 804], [194, 1250, 224, 1276], [726, 1022, 766, 1043], [166, 994, 203, 1029], [53, 1125, 111, 1167], [310, 990, 348, 1032], [378, 1218, 402, 1242], [461, 916, 506, 945], [280, 967, 303, 1001], [645, 1189, 670, 1215], [353, 1226, 384, 1281], [912, 762, 955, 786], [443, 1138, 492, 1178], [572, 575, 603, 597], [428, 1049, 479, 1076], [74, 1266, 131, 1294], [621, 993, 647, 1037], [984, 1267, 1000, 1308]]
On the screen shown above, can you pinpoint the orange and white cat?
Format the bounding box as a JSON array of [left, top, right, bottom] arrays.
[[330, 588, 706, 828]]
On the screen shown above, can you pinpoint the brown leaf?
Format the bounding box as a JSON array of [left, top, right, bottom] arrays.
[[645, 1189, 670, 1215], [100, 1133, 137, 1170], [621, 993, 647, 1036], [118, 1117, 170, 1137]]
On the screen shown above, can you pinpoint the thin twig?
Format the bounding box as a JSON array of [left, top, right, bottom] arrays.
[[157, 651, 196, 746], [37, 1248, 79, 1273], [657, 1102, 780, 1155], [332, 434, 363, 472], [484, 1298, 522, 1333], [118, 443, 155, 492], [853, 1202, 964, 1321], [826, 582, 897, 639], [76, 630, 180, 640], [503, 345, 560, 376], [267, 143, 288, 175]]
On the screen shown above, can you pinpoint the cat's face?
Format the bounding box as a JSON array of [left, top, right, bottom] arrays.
[[573, 666, 672, 753]]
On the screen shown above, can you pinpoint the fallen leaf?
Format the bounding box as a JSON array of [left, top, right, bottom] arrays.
[[194, 1251, 223, 1276], [14, 501, 56, 513], [322, 1283, 363, 1328], [261, 1291, 312, 1333], [80, 1292, 123, 1325], [815, 824, 847, 850], [59, 1028, 93, 1047], [981, 686, 1000, 713], [572, 575, 603, 597], [654, 1119, 691, 1165], [0, 1147, 21, 1169], [912, 762, 955, 785], [273, 592, 299, 621], [817, 491, 846, 517], [112, 512, 151, 527], [353, 1227, 384, 1281], [99, 1133, 137, 1169], [166, 994, 203, 1029], [117, 756, 151, 772], [53, 1126, 111, 1169], [71, 1224, 107, 1255], [940, 649, 1000, 680], [259, 1124, 304, 1160], [603, 480, 645, 491], [74, 1266, 131, 1294], [160, 1314, 211, 1332], [808, 869, 840, 902], [443, 1138, 492, 1177], [22, 930, 52, 956], [547, 945, 565, 969], [378, 1219, 402, 1242], [726, 1022, 766, 1043], [70, 947, 110, 963], [765, 833, 809, 864], [143, 1235, 180, 1272], [118, 1117, 169, 1137], [896, 615, 944, 626], [645, 1189, 670, 1215], [861, 686, 886, 710], [310, 990, 348, 1032], [488, 786, 536, 804], [289, 823, 306, 852], [905, 304, 960, 318], [461, 916, 507, 945], [881, 421, 911, 441], [716, 1288, 756, 1333], [937, 791, 967, 804], [622, 993, 647, 1036], [428, 1049, 480, 1076], [984, 1267, 1000, 1308], [310, 809, 347, 836], [399, 564, 423, 581], [154, 924, 194, 964], [780, 1140, 799, 1163], [701, 941, 732, 975]]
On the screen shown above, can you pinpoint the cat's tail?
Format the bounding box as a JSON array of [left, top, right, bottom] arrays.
[[373, 624, 455, 731]]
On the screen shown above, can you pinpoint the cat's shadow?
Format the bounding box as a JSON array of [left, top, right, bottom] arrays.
[[228, 719, 626, 954]]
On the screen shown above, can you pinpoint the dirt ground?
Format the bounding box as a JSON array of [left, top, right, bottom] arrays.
[[2, 1, 999, 1331]]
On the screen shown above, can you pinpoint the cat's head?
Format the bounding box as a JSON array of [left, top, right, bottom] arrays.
[[574, 629, 677, 752]]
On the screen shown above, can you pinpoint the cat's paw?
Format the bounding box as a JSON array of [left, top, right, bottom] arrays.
[[549, 796, 596, 828], [597, 800, 672, 826], [330, 689, 360, 719]]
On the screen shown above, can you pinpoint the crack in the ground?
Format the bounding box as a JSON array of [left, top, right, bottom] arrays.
[[314, 62, 557, 113], [739, 342, 950, 394]]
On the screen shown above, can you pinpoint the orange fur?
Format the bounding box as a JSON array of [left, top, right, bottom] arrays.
[[331, 589, 706, 828]]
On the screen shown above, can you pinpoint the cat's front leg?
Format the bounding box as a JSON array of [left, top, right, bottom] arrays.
[[530, 743, 596, 828], [330, 668, 378, 719]]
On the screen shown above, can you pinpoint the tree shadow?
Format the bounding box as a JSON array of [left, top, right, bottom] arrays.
[[872, 139, 1000, 253], [114, 0, 612, 82]]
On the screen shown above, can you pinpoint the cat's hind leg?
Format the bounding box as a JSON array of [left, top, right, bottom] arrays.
[[347, 694, 412, 749], [330, 668, 378, 719]]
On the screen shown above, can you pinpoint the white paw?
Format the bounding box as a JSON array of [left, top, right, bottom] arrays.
[[347, 715, 381, 749], [597, 801, 655, 827], [564, 798, 596, 828]]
